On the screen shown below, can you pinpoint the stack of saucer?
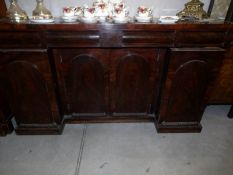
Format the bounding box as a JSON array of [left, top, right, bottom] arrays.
[[61, 16, 79, 22]]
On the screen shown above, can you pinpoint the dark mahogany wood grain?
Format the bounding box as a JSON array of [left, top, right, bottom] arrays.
[[156, 48, 225, 133], [122, 31, 174, 47], [53, 49, 109, 116], [0, 31, 43, 49], [209, 47, 233, 103], [113, 53, 151, 113], [46, 31, 100, 48], [0, 51, 63, 135], [0, 22, 232, 135], [0, 0, 6, 18], [110, 49, 160, 116], [175, 31, 225, 47], [53, 48, 163, 121]]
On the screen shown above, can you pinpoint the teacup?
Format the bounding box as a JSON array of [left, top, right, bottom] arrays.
[[137, 6, 152, 17], [114, 2, 126, 9], [74, 7, 83, 16], [95, 2, 108, 17], [113, 2, 128, 18], [83, 7, 96, 18], [63, 7, 76, 17]]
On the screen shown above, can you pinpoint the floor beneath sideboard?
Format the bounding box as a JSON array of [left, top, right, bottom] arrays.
[[0, 105, 232, 175]]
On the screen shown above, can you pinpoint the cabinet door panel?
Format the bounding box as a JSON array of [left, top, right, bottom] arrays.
[[67, 55, 106, 113], [157, 48, 224, 133], [162, 60, 208, 122], [110, 49, 160, 115], [53, 49, 108, 115], [114, 55, 149, 113], [2, 61, 52, 124], [0, 51, 62, 134]]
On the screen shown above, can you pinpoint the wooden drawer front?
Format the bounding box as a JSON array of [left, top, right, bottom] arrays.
[[122, 31, 174, 47], [167, 48, 225, 73], [175, 32, 225, 47], [0, 32, 42, 48], [46, 31, 100, 47]]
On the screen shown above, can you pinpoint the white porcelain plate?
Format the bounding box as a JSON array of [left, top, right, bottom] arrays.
[[30, 17, 55, 23], [159, 16, 179, 24], [81, 17, 98, 24], [135, 16, 152, 23]]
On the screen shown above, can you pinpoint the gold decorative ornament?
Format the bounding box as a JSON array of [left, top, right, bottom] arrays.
[[177, 0, 208, 19], [6, 0, 28, 22], [32, 0, 53, 19]]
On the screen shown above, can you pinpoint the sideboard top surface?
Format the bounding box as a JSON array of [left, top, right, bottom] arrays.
[[0, 20, 232, 31], [0, 20, 232, 48]]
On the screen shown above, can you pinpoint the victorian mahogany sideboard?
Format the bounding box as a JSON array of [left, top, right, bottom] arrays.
[[0, 22, 232, 136]]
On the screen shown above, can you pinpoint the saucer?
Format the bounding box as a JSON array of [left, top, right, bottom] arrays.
[[81, 17, 98, 24], [113, 17, 130, 24], [159, 16, 179, 24], [61, 16, 79, 22], [30, 17, 55, 23], [98, 16, 107, 23], [135, 15, 152, 23]]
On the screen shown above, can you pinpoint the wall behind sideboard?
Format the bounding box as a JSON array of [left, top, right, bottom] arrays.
[[5, 0, 211, 17]]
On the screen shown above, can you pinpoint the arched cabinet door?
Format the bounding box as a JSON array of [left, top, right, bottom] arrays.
[[53, 49, 164, 122], [157, 48, 225, 133], [53, 49, 108, 118], [0, 51, 62, 135], [110, 49, 161, 118]]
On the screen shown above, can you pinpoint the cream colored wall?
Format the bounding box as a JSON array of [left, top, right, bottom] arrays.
[[210, 0, 231, 18], [5, 0, 211, 17]]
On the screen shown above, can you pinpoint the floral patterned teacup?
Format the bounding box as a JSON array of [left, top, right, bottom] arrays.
[[113, 3, 128, 18], [63, 7, 76, 17], [83, 6, 96, 18], [94, 2, 108, 17], [137, 6, 152, 17], [74, 7, 83, 16]]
